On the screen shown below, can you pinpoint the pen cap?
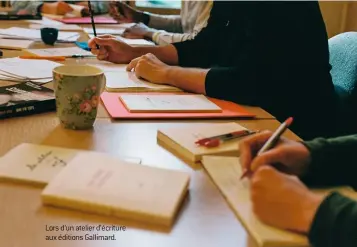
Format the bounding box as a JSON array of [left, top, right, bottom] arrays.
[[41, 27, 58, 46]]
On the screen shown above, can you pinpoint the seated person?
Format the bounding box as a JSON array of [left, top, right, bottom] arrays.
[[89, 1, 341, 140], [109, 1, 213, 45], [10, 1, 109, 16], [239, 131, 357, 247]]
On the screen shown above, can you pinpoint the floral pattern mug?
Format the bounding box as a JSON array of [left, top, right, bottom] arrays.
[[53, 65, 106, 130]]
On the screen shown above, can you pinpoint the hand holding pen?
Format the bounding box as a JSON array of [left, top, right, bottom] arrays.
[[239, 117, 304, 179]]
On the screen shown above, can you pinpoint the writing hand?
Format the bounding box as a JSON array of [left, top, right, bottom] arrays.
[[109, 1, 144, 23], [88, 35, 135, 64], [251, 166, 323, 233], [239, 130, 311, 177]]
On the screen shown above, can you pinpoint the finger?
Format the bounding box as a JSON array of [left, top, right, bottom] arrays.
[[239, 130, 273, 170], [127, 57, 141, 71], [250, 147, 288, 172], [97, 52, 109, 61], [93, 37, 116, 46]]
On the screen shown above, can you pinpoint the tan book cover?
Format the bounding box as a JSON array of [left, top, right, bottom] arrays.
[[201, 156, 356, 247], [0, 143, 141, 186], [41, 152, 190, 227], [157, 122, 249, 163]]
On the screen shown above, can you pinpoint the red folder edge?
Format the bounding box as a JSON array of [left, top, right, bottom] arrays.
[[100, 92, 256, 119]]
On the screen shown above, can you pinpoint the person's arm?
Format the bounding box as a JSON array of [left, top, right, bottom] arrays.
[[308, 192, 357, 247], [151, 1, 213, 45], [146, 14, 182, 33], [301, 135, 357, 188], [10, 0, 43, 15]]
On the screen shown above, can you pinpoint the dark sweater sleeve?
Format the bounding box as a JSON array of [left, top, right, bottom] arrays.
[[172, 2, 223, 68], [301, 135, 357, 188], [308, 192, 357, 247], [205, 2, 329, 106]]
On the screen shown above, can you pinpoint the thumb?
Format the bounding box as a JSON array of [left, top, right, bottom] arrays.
[[127, 57, 141, 71], [251, 147, 287, 172]]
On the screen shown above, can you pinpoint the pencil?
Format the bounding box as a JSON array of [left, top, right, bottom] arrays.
[[240, 117, 293, 179], [88, 0, 99, 49]]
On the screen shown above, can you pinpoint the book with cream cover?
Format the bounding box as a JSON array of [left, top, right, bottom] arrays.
[[201, 156, 357, 247], [157, 122, 250, 163], [0, 143, 141, 186], [41, 152, 190, 227]]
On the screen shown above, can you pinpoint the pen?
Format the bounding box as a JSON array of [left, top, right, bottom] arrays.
[[195, 130, 256, 148], [88, 1, 100, 49], [240, 117, 294, 180]]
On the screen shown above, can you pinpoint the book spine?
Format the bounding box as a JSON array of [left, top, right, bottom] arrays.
[[0, 100, 56, 119]]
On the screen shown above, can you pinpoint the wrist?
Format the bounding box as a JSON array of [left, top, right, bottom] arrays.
[[144, 30, 154, 40], [300, 193, 324, 233], [164, 66, 178, 85]]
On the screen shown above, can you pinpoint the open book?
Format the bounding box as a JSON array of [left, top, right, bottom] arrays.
[[41, 152, 190, 227], [201, 156, 357, 247], [0, 143, 141, 186], [157, 122, 250, 163]]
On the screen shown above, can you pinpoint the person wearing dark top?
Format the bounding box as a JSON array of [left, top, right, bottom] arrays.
[[239, 131, 357, 247], [88, 1, 340, 140]]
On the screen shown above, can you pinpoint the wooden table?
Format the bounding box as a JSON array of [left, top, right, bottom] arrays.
[[0, 20, 300, 247]]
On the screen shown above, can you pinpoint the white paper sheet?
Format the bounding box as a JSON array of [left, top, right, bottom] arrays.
[[120, 94, 222, 112], [0, 58, 61, 82], [26, 47, 93, 57], [0, 27, 79, 42]]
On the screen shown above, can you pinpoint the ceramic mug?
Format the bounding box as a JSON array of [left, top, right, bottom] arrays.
[[53, 65, 106, 130]]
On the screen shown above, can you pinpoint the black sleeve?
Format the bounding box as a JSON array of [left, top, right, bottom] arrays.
[[205, 2, 331, 106], [308, 192, 357, 247], [301, 135, 357, 189], [172, 2, 224, 68]]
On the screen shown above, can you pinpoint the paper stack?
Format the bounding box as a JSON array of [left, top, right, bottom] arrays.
[[0, 27, 80, 42], [27, 16, 83, 31], [0, 58, 61, 84], [25, 47, 93, 57], [88, 34, 155, 46]]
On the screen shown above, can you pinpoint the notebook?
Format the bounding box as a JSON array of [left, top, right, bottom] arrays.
[[201, 156, 357, 247], [0, 143, 141, 186], [157, 122, 249, 163], [120, 94, 222, 113], [25, 47, 93, 57], [101, 92, 256, 120], [105, 70, 181, 92], [41, 152, 190, 227], [0, 39, 33, 50]]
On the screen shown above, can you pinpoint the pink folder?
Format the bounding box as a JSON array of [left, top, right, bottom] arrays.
[[60, 17, 118, 24], [100, 92, 256, 119]]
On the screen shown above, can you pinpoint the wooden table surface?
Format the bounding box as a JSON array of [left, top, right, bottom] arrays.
[[0, 20, 300, 247]]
